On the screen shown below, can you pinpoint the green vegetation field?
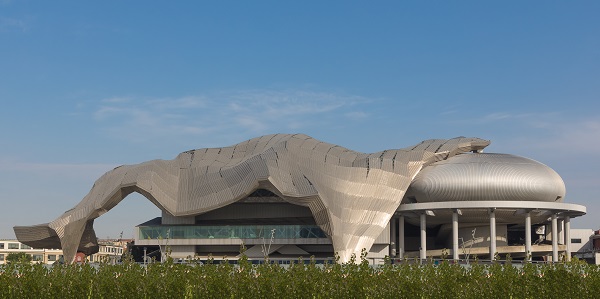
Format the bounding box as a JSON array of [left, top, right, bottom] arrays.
[[1, 253, 599, 299]]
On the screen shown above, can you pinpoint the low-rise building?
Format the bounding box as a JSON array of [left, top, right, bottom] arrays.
[[87, 239, 131, 263], [0, 239, 63, 264], [0, 239, 129, 264], [572, 229, 600, 264]]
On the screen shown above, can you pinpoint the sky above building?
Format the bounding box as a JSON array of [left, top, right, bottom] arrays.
[[1, 1, 599, 239]]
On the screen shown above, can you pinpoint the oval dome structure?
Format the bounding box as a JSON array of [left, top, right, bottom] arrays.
[[405, 153, 566, 203]]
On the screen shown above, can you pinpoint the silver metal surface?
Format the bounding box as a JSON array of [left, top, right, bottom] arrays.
[[397, 200, 586, 213], [405, 153, 566, 203], [14, 134, 489, 263]]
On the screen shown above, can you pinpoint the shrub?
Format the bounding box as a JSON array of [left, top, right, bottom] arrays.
[[1, 256, 599, 299]]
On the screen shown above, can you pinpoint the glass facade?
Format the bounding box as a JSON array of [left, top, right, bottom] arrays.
[[138, 225, 327, 240]]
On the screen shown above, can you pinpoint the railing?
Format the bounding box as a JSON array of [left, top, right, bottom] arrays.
[[138, 225, 327, 240]]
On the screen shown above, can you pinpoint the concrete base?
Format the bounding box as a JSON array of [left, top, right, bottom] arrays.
[[167, 245, 196, 259], [404, 244, 567, 259], [367, 244, 389, 259], [452, 225, 508, 248]]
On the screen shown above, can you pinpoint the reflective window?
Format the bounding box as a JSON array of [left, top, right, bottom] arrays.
[[0, 243, 4, 249], [139, 225, 327, 240], [572, 238, 582, 243], [0, 254, 4, 261], [48, 255, 56, 261], [8, 243, 19, 249], [32, 254, 43, 261], [21, 244, 32, 249]]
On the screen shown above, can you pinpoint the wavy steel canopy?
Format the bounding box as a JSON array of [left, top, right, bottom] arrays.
[[14, 134, 489, 263]]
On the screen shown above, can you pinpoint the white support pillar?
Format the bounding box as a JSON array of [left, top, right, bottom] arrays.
[[558, 219, 564, 245], [525, 211, 532, 262], [489, 208, 496, 260], [551, 214, 558, 262], [390, 217, 396, 257], [452, 210, 459, 261], [420, 213, 427, 262], [398, 215, 405, 260], [564, 216, 571, 262]]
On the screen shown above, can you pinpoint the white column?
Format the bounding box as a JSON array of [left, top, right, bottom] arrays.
[[420, 213, 427, 261], [552, 214, 558, 262], [558, 219, 564, 244], [398, 215, 405, 260], [390, 217, 396, 257], [564, 216, 571, 262], [489, 208, 496, 260], [452, 210, 459, 261], [525, 211, 532, 262]]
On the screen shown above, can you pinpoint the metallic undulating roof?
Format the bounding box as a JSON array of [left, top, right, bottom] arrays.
[[14, 134, 489, 263], [405, 153, 566, 203]]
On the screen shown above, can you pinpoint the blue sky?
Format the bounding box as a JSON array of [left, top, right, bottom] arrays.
[[1, 1, 599, 239]]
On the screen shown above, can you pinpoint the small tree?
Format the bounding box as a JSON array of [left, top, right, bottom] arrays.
[[6, 252, 32, 263]]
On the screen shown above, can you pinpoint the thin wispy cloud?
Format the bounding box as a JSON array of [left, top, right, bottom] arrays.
[[90, 89, 372, 142], [101, 97, 132, 104], [481, 112, 538, 122], [148, 96, 207, 109], [345, 111, 369, 120], [226, 90, 351, 116], [446, 110, 560, 127], [0, 17, 29, 32], [527, 119, 600, 155], [440, 110, 459, 116], [432, 109, 598, 161], [94, 106, 128, 119], [1, 159, 118, 179]]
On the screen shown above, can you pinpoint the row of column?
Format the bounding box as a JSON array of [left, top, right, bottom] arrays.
[[395, 210, 571, 262]]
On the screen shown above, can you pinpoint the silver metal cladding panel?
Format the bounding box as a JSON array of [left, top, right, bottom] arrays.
[[14, 134, 490, 263], [405, 153, 566, 203]]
